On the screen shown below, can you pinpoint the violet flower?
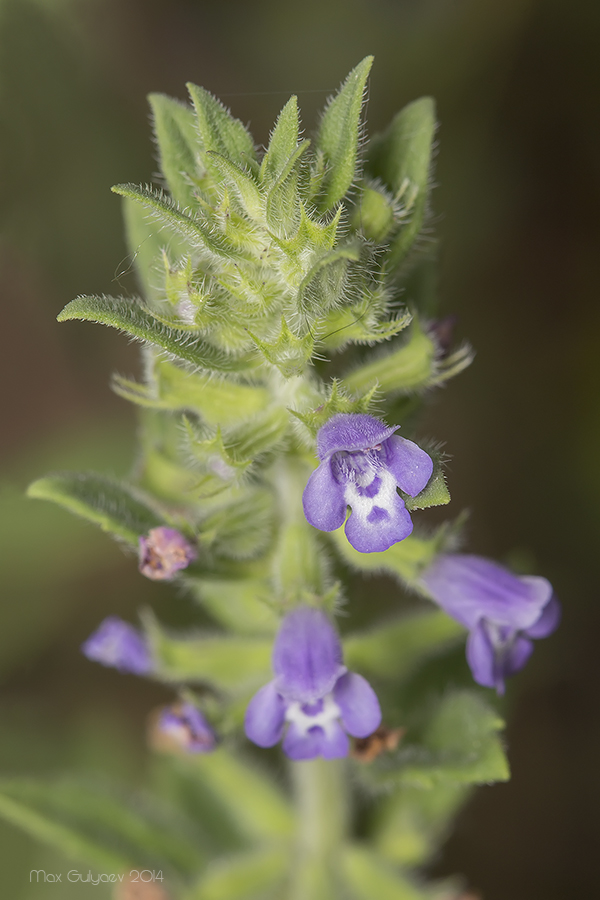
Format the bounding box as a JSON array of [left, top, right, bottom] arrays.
[[302, 413, 433, 553], [81, 616, 153, 675], [158, 702, 217, 753], [244, 606, 381, 760], [138, 526, 197, 580], [421, 554, 560, 694]]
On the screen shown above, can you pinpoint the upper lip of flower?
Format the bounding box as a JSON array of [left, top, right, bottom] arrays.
[[316, 413, 400, 459]]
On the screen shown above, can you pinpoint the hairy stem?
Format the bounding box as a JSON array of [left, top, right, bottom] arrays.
[[289, 758, 348, 900]]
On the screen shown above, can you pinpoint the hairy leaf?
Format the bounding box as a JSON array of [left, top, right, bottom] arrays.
[[314, 56, 373, 211], [27, 473, 164, 545]]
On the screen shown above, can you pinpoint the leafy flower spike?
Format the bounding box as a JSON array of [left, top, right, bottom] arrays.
[[244, 607, 381, 760], [81, 616, 153, 675], [421, 554, 561, 694], [138, 526, 197, 580], [302, 413, 433, 553]]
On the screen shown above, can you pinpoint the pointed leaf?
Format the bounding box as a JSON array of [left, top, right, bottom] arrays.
[[114, 361, 269, 425], [58, 295, 256, 373], [146, 620, 272, 692], [122, 197, 186, 305], [291, 379, 379, 437], [27, 473, 164, 545], [367, 97, 436, 270], [314, 56, 373, 211], [149, 93, 200, 208], [187, 83, 256, 170], [207, 152, 263, 219], [265, 140, 310, 237], [330, 523, 453, 586], [260, 95, 299, 184], [297, 242, 360, 313], [342, 845, 428, 900], [112, 183, 228, 258], [0, 777, 204, 876], [186, 848, 287, 900], [363, 691, 509, 791], [319, 302, 411, 350], [247, 317, 314, 377], [187, 749, 294, 843]]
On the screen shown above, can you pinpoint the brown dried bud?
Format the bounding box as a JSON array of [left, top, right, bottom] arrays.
[[351, 725, 405, 763]]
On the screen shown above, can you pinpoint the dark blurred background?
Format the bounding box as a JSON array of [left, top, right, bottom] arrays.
[[0, 0, 598, 897]]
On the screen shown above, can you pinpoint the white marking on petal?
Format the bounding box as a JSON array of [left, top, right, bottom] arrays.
[[344, 468, 398, 522], [285, 693, 341, 738]]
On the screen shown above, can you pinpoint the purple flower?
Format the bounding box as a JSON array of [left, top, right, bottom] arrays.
[[421, 554, 560, 694], [302, 413, 433, 553], [244, 607, 381, 760], [81, 616, 153, 675], [157, 702, 217, 753], [138, 526, 197, 580]]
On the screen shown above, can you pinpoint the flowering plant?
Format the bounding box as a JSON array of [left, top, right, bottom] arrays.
[[2, 57, 559, 899]]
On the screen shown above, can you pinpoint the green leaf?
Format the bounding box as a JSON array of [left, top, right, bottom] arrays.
[[291, 379, 379, 437], [0, 777, 204, 876], [403, 448, 450, 512], [207, 152, 263, 220], [367, 691, 510, 790], [186, 848, 287, 900], [374, 781, 467, 867], [58, 295, 256, 373], [260, 95, 300, 184], [344, 610, 464, 682], [146, 619, 272, 693], [297, 241, 360, 314], [111, 183, 227, 258], [27, 473, 164, 545], [265, 140, 311, 238], [341, 320, 436, 396], [367, 97, 437, 270], [314, 56, 374, 211], [199, 489, 275, 560], [187, 83, 256, 172], [331, 524, 452, 585], [318, 300, 411, 350], [149, 93, 201, 208], [114, 360, 269, 425], [341, 845, 428, 900], [192, 576, 278, 635], [247, 317, 314, 377], [184, 750, 294, 844], [122, 197, 185, 305]]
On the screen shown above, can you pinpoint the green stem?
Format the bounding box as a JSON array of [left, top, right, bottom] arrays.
[[289, 758, 348, 900]]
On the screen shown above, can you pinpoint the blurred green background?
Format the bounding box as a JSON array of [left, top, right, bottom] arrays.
[[1, 0, 598, 897]]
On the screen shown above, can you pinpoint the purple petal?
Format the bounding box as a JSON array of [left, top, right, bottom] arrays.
[[316, 413, 399, 459], [244, 681, 286, 747], [466, 621, 497, 690], [282, 723, 325, 760], [344, 491, 413, 553], [282, 722, 350, 760], [524, 593, 561, 639], [333, 672, 381, 738], [158, 703, 217, 753], [302, 462, 347, 532], [422, 555, 554, 631], [273, 607, 345, 702], [383, 435, 433, 497], [320, 721, 350, 759], [81, 617, 152, 675], [503, 635, 534, 677]]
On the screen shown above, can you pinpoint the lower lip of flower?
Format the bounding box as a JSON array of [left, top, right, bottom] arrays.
[[284, 693, 342, 737]]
